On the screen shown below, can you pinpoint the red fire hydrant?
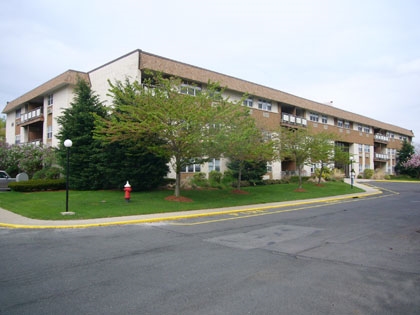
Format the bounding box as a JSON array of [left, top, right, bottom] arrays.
[[124, 181, 132, 202]]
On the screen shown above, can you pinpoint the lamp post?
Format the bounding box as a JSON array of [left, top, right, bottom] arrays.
[[64, 139, 72, 212], [349, 156, 354, 189]]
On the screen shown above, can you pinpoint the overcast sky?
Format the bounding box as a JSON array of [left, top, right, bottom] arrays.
[[1, 0, 419, 143]]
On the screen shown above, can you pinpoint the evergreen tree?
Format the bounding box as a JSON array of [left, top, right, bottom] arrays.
[[228, 159, 268, 186], [56, 79, 108, 190]]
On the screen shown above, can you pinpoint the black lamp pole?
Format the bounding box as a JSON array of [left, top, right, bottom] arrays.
[[64, 139, 72, 212]]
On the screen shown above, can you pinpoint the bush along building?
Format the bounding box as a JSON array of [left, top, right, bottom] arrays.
[[2, 49, 414, 180]]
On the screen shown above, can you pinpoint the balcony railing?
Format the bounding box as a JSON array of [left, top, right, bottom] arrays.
[[281, 113, 307, 127], [374, 153, 389, 161], [374, 134, 389, 143], [19, 107, 43, 124]]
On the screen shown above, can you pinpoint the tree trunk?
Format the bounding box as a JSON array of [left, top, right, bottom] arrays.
[[175, 171, 181, 197], [298, 166, 303, 189], [317, 163, 324, 185]]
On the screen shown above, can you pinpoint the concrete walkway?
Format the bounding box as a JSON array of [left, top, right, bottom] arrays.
[[0, 180, 380, 229]]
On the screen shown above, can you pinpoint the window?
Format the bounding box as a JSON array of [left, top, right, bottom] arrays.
[[364, 144, 370, 152], [337, 120, 343, 128], [321, 115, 328, 124], [309, 112, 319, 122], [344, 121, 350, 129], [358, 124, 363, 131], [47, 94, 54, 105], [15, 135, 20, 144], [243, 97, 253, 107], [363, 126, 370, 133], [359, 144, 363, 152], [258, 99, 272, 111], [15, 108, 21, 119], [208, 159, 221, 172], [180, 84, 201, 96], [184, 160, 201, 173], [47, 125, 53, 139]]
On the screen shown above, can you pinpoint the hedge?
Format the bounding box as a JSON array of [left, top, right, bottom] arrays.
[[8, 179, 66, 192]]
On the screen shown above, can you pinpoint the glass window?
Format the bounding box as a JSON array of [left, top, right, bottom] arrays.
[[364, 126, 370, 133], [47, 94, 54, 105], [344, 121, 350, 129], [208, 159, 220, 172], [243, 97, 253, 107], [47, 126, 53, 139], [337, 120, 343, 127], [309, 112, 319, 122], [180, 84, 201, 96], [15, 108, 21, 119], [258, 99, 272, 111], [321, 115, 328, 124], [184, 160, 201, 173]]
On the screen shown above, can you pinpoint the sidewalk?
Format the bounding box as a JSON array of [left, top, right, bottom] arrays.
[[0, 180, 380, 229]]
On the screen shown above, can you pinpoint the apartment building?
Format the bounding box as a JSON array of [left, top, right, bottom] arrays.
[[2, 49, 414, 179]]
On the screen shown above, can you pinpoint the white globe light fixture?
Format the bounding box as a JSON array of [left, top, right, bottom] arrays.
[[64, 139, 73, 148]]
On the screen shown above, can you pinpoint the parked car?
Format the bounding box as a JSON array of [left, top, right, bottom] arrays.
[[0, 170, 16, 190]]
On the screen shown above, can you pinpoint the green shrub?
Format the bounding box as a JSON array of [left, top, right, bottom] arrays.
[[33, 167, 62, 180], [190, 172, 209, 188], [363, 169, 374, 179], [221, 170, 234, 186], [209, 171, 222, 184], [9, 179, 66, 192], [314, 167, 332, 181]]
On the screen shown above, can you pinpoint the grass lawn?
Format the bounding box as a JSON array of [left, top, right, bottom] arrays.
[[0, 181, 364, 220]]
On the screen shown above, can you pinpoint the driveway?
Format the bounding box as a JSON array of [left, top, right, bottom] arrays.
[[0, 181, 419, 314]]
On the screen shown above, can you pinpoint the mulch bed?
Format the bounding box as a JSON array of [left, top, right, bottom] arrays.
[[231, 189, 250, 194]]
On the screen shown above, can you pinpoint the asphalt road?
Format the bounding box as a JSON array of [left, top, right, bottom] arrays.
[[1, 182, 419, 314]]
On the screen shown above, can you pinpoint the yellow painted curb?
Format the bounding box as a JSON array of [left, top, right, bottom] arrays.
[[0, 190, 382, 229]]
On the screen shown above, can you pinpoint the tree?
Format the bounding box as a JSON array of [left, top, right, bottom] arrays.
[[402, 153, 420, 178], [308, 132, 349, 184], [396, 139, 415, 176], [277, 127, 313, 190], [228, 159, 268, 187], [219, 106, 274, 190], [56, 78, 109, 190], [95, 74, 234, 197]]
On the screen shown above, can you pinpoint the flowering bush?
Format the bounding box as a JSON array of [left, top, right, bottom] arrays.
[[402, 153, 420, 178], [0, 141, 57, 177]]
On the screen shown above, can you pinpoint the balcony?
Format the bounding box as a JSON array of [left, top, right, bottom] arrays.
[[281, 113, 307, 127], [374, 134, 389, 143], [18, 107, 44, 127], [374, 153, 389, 161]]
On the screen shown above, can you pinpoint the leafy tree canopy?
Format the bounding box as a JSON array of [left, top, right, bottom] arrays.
[[95, 73, 244, 197]]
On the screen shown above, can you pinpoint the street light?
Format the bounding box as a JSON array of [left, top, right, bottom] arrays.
[[64, 139, 72, 212]]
